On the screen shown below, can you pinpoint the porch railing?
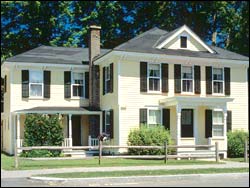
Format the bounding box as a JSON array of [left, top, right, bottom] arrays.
[[88, 136, 99, 147], [62, 138, 71, 147]]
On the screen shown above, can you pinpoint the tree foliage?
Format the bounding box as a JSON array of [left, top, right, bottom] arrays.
[[1, 1, 249, 63], [23, 114, 64, 147]]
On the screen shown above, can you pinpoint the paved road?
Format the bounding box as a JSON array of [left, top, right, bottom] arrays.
[[1, 173, 249, 187]]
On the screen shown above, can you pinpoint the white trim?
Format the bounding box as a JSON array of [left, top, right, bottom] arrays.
[[29, 70, 44, 98], [156, 25, 215, 54], [147, 107, 163, 127], [71, 71, 85, 99], [147, 63, 162, 92], [181, 65, 194, 94], [212, 67, 225, 95], [179, 35, 188, 49], [3, 61, 89, 70], [94, 51, 249, 67]]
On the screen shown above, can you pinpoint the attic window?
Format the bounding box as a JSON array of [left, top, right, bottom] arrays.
[[180, 36, 187, 48]]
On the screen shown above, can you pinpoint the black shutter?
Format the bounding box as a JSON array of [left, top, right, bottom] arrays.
[[4, 75, 7, 93], [139, 108, 147, 125], [162, 109, 170, 130], [44, 71, 51, 98], [205, 109, 213, 138], [194, 65, 201, 94], [64, 71, 71, 98], [227, 110, 232, 132], [85, 72, 89, 99], [206, 66, 212, 94], [102, 111, 105, 133], [174, 64, 181, 93], [224, 67, 231, 95], [140, 62, 147, 92], [110, 63, 113, 93], [22, 70, 29, 98], [110, 109, 114, 139], [162, 63, 169, 93], [103, 67, 105, 95]]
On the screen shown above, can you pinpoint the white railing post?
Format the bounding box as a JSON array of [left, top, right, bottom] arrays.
[[88, 135, 91, 146], [68, 114, 72, 147]]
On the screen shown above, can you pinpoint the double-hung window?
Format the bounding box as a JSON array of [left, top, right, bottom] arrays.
[[72, 72, 84, 97], [212, 111, 224, 137], [148, 109, 161, 127], [105, 66, 110, 93], [182, 66, 193, 93], [148, 64, 161, 91], [29, 70, 43, 97], [105, 111, 111, 134], [213, 68, 224, 94]]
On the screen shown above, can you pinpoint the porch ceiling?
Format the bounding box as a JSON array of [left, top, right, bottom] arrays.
[[14, 106, 101, 115], [159, 96, 234, 107]]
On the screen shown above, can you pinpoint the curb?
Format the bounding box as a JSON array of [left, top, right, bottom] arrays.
[[29, 172, 249, 182]]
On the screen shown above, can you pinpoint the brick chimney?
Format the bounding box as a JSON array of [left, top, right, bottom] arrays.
[[89, 25, 101, 110]]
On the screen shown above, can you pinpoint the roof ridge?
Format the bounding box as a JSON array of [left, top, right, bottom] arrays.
[[114, 27, 167, 49]]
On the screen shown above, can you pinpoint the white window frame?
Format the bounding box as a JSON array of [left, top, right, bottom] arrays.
[[181, 65, 194, 94], [179, 34, 190, 49], [71, 71, 85, 99], [147, 107, 162, 127], [212, 110, 224, 138], [105, 110, 111, 133], [147, 63, 162, 93], [29, 70, 44, 98], [104, 66, 111, 94], [212, 67, 224, 96]]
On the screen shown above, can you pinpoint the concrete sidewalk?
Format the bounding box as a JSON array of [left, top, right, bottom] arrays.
[[1, 161, 249, 179]]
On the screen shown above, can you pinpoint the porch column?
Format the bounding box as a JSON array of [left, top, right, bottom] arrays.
[[100, 112, 103, 135], [16, 114, 21, 148], [68, 114, 72, 147], [193, 107, 198, 145], [176, 104, 182, 146], [223, 108, 228, 158]]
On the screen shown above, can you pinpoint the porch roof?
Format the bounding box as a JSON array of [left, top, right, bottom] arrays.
[[14, 106, 101, 115], [159, 96, 234, 107]]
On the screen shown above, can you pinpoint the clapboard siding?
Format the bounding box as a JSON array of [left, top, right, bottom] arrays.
[[10, 69, 89, 112]]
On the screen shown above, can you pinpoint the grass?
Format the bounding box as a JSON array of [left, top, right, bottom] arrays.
[[37, 168, 249, 178], [1, 153, 223, 170], [224, 158, 247, 162]]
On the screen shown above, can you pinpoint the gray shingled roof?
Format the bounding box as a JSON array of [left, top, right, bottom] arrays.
[[5, 45, 111, 65], [114, 26, 249, 61], [4, 26, 249, 64]]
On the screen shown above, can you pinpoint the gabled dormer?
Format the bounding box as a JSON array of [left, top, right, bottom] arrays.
[[155, 25, 215, 53]]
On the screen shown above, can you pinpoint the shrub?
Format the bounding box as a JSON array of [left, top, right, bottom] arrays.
[[127, 125, 172, 155], [227, 130, 249, 158], [22, 114, 64, 157]]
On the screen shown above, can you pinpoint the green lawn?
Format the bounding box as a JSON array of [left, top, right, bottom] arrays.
[[37, 168, 249, 178], [1, 154, 223, 170], [224, 158, 247, 162]]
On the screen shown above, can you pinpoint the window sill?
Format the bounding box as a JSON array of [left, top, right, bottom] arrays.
[[210, 137, 225, 140], [27, 97, 44, 100], [70, 97, 87, 100], [145, 91, 162, 95], [212, 93, 225, 97], [181, 92, 195, 95]]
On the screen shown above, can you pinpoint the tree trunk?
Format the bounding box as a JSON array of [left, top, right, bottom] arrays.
[[212, 13, 217, 46]]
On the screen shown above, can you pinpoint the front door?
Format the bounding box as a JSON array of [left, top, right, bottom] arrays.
[[72, 115, 81, 146], [181, 109, 194, 137]]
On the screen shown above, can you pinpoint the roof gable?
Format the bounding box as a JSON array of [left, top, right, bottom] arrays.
[[155, 25, 215, 54]]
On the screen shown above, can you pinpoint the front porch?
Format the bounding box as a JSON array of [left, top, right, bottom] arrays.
[[160, 96, 234, 158], [14, 107, 103, 153]]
